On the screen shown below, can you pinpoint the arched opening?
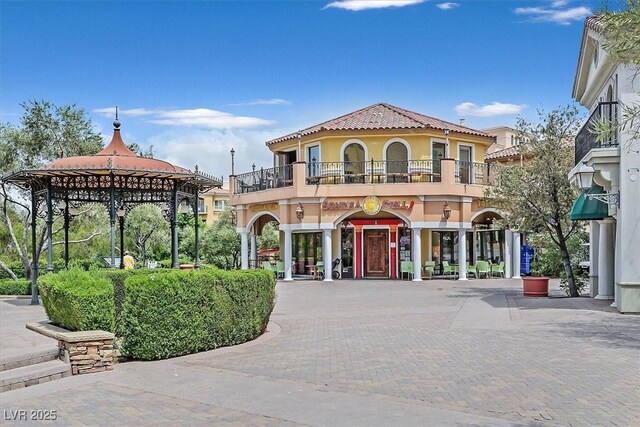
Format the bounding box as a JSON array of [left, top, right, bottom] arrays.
[[386, 141, 408, 178], [343, 142, 366, 183], [471, 210, 505, 264], [246, 212, 281, 270]]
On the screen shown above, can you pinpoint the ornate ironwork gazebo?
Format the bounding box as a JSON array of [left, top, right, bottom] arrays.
[[1, 116, 222, 304]]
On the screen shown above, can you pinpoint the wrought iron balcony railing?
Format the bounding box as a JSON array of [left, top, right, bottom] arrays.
[[575, 101, 618, 165], [455, 161, 494, 185], [234, 164, 293, 194], [305, 159, 440, 185]]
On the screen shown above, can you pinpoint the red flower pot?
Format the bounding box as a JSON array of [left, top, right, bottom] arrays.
[[522, 277, 549, 297]]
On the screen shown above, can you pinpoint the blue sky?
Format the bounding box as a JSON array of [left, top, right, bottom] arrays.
[[1, 0, 603, 177]]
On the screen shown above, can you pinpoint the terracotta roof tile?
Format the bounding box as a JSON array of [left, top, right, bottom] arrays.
[[266, 103, 492, 145]]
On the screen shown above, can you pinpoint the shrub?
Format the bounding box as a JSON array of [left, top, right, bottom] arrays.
[[0, 279, 31, 295], [39, 268, 115, 333], [120, 268, 275, 360]]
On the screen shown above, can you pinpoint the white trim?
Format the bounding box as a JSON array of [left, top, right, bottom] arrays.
[[279, 222, 333, 231], [340, 138, 368, 163], [411, 221, 473, 229], [246, 211, 281, 230], [458, 142, 474, 162], [382, 138, 411, 163], [431, 137, 448, 159], [304, 141, 322, 163], [470, 208, 504, 223]]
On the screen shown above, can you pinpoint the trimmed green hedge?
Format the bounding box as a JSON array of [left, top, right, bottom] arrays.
[[120, 269, 275, 360], [0, 279, 31, 295], [39, 269, 115, 333]]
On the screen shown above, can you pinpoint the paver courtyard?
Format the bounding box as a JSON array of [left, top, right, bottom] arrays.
[[2, 279, 639, 426]]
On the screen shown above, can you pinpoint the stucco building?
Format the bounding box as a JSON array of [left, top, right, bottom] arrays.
[[568, 17, 640, 313], [230, 103, 524, 281], [198, 183, 230, 226]]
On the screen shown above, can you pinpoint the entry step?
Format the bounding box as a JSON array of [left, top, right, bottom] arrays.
[[0, 359, 71, 393]]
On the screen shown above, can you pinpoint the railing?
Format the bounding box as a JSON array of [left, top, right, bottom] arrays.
[[234, 164, 293, 194], [575, 101, 618, 165], [455, 161, 493, 185], [306, 159, 440, 185]]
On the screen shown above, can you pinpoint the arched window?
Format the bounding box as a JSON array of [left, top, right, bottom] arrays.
[[386, 141, 408, 175], [343, 143, 365, 182]]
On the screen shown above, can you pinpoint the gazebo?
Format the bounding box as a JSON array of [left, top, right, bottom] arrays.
[[1, 115, 222, 305]]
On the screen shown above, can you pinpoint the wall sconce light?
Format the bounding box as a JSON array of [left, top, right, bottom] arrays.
[[229, 209, 237, 226], [575, 162, 619, 207], [443, 201, 452, 221], [295, 203, 304, 220]]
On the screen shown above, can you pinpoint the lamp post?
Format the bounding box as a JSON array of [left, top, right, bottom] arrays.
[[230, 148, 235, 176], [444, 126, 450, 158]]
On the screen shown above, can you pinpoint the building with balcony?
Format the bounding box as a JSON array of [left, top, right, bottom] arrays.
[[230, 103, 526, 281], [482, 126, 530, 155], [198, 183, 230, 226], [568, 17, 640, 313]]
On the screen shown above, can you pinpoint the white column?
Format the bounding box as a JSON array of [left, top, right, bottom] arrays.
[[504, 230, 513, 279], [250, 234, 257, 268], [589, 220, 600, 299], [323, 229, 333, 281], [412, 227, 422, 282], [240, 231, 249, 270], [596, 219, 614, 300], [458, 229, 467, 280], [283, 229, 293, 281], [512, 233, 521, 279]]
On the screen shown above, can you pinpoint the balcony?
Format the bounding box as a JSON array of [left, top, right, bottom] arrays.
[[305, 160, 441, 185], [235, 164, 293, 194], [575, 102, 618, 165]]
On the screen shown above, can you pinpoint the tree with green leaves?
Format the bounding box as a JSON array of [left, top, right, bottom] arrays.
[[257, 221, 279, 252], [201, 208, 241, 270], [125, 205, 170, 265], [485, 106, 584, 297], [0, 101, 105, 278]]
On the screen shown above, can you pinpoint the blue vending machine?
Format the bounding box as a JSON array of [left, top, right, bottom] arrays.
[[521, 245, 534, 275]]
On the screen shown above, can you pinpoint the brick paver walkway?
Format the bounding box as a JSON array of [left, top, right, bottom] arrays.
[[2, 279, 638, 426]]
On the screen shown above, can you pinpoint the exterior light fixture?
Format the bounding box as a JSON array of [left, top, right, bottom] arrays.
[[443, 201, 452, 221], [229, 209, 237, 226], [576, 162, 620, 207], [295, 203, 304, 220], [117, 205, 126, 218], [444, 126, 450, 138]]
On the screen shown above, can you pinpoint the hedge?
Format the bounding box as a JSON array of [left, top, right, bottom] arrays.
[[39, 269, 115, 333], [120, 268, 275, 360], [0, 279, 31, 295]]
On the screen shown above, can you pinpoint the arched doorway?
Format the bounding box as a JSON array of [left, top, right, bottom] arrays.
[[385, 141, 409, 181], [471, 209, 505, 264], [246, 212, 280, 269], [343, 142, 366, 183]]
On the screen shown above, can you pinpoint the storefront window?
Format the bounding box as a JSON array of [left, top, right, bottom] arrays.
[[341, 228, 354, 278], [292, 232, 322, 275], [476, 230, 504, 264]]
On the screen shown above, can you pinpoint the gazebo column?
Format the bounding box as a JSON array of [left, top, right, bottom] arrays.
[[30, 188, 39, 305], [171, 187, 179, 269], [194, 197, 200, 269], [109, 174, 116, 268], [63, 194, 70, 270], [46, 179, 54, 273]]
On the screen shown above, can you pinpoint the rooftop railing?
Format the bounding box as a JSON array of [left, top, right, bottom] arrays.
[[575, 101, 618, 165], [455, 161, 494, 185], [234, 164, 293, 194]]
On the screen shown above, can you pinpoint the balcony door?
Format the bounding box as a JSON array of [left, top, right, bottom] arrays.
[[459, 145, 472, 184], [432, 142, 446, 182], [344, 143, 366, 183]]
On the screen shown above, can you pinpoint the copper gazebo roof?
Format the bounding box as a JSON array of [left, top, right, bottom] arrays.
[[2, 119, 222, 188]]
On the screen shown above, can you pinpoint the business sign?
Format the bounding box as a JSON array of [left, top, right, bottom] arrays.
[[249, 203, 279, 212], [321, 197, 414, 213]]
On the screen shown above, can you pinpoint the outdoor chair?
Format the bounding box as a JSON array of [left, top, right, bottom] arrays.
[[424, 261, 435, 279], [476, 261, 490, 279], [491, 261, 505, 278], [316, 261, 324, 280], [262, 261, 274, 272], [466, 261, 477, 278], [400, 261, 414, 280], [275, 261, 285, 279], [441, 261, 456, 279]]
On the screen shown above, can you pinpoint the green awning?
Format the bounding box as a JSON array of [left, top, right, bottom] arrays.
[[570, 185, 608, 221]]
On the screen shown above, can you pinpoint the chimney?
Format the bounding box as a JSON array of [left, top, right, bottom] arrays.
[[459, 118, 466, 126]]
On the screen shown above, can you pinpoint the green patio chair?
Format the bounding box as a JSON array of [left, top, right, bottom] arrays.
[[275, 261, 285, 279], [466, 261, 477, 278], [441, 261, 456, 279], [491, 261, 505, 278], [262, 261, 275, 272], [476, 261, 490, 278], [400, 261, 414, 280], [424, 261, 436, 279], [316, 261, 324, 280]]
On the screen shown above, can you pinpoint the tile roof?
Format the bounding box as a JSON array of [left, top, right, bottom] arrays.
[[266, 103, 493, 145], [585, 16, 603, 33], [484, 145, 523, 161]]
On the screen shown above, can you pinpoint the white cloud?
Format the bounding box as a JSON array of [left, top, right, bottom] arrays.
[[229, 98, 292, 106], [455, 102, 528, 117], [150, 128, 279, 178], [93, 107, 273, 129], [550, 0, 569, 7], [514, 5, 591, 25], [436, 2, 459, 10], [325, 0, 425, 11]]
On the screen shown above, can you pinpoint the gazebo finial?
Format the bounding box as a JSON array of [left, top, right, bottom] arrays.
[[114, 106, 121, 130]]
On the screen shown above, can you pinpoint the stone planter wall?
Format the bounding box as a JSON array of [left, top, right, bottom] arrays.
[[27, 322, 115, 375]]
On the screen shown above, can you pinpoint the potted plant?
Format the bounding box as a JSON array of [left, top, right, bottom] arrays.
[[522, 260, 549, 297]]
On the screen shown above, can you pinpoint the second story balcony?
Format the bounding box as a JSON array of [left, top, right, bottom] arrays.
[[232, 159, 494, 202], [575, 101, 618, 165]]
